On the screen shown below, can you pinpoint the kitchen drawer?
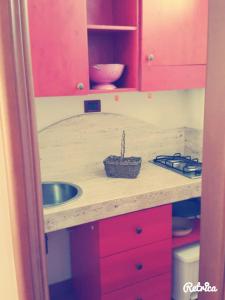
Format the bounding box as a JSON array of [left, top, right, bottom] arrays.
[[102, 272, 171, 300], [99, 204, 171, 257], [100, 239, 171, 294]]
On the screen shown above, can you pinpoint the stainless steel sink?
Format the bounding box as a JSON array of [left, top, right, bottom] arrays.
[[42, 182, 82, 208]]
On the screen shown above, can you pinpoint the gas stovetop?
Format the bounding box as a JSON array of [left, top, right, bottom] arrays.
[[151, 153, 202, 179]]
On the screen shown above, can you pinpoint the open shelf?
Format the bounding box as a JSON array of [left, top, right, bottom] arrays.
[[172, 219, 200, 249], [86, 0, 139, 91], [87, 0, 138, 27], [87, 25, 137, 32], [88, 30, 138, 90]]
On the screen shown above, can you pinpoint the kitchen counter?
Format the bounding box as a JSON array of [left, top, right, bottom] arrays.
[[44, 162, 201, 233], [39, 114, 202, 233]]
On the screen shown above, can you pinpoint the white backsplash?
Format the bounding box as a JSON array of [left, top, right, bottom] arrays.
[[184, 127, 204, 160], [35, 90, 205, 132], [39, 113, 186, 182]]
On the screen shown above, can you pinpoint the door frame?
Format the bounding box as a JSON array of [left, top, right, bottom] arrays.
[[1, 0, 225, 300], [0, 1, 49, 299], [199, 0, 225, 299]]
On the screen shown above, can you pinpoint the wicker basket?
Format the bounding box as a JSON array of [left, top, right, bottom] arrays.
[[103, 131, 142, 179], [103, 155, 142, 178]]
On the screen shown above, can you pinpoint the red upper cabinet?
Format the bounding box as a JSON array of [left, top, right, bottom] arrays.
[[140, 0, 208, 91], [28, 1, 208, 96], [28, 0, 89, 97]]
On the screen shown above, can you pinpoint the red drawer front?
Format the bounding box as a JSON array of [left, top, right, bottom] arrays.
[[99, 205, 172, 257], [100, 239, 172, 294], [102, 272, 171, 300]]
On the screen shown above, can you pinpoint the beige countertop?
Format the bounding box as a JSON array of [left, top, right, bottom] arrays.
[[39, 114, 202, 233], [44, 162, 201, 233]]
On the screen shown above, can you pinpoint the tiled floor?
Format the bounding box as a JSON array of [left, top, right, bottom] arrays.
[[52, 292, 179, 300], [51, 291, 74, 300], [49, 280, 75, 300]]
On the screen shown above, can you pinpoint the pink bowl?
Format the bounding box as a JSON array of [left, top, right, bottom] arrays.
[[89, 64, 125, 84]]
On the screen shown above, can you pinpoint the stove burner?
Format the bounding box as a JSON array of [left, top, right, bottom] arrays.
[[151, 153, 202, 179]]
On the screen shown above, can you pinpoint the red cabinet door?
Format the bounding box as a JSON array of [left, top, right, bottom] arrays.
[[28, 0, 89, 96], [140, 0, 208, 90]]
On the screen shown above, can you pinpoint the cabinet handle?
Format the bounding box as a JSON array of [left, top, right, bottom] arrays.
[[146, 54, 155, 62], [77, 82, 84, 90], [135, 227, 143, 235], [136, 263, 143, 271], [136, 298, 143, 300]]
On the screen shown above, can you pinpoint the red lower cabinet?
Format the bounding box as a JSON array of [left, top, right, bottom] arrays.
[[70, 204, 172, 300], [102, 273, 171, 300]]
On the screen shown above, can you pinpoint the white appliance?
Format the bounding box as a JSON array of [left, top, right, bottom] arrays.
[[173, 243, 200, 300]]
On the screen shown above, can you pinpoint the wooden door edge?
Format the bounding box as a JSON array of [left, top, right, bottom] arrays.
[[0, 1, 49, 299], [199, 0, 225, 299]]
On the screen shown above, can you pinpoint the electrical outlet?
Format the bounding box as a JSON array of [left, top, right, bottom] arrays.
[[84, 100, 101, 113]]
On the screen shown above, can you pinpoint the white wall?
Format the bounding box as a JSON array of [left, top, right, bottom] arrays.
[[184, 89, 205, 129], [35, 90, 205, 131], [0, 140, 19, 299], [35, 89, 205, 284]]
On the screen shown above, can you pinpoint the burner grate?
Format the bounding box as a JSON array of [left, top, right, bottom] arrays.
[[151, 153, 202, 179]]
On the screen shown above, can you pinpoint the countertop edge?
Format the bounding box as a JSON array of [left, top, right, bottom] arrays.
[[44, 181, 201, 233]]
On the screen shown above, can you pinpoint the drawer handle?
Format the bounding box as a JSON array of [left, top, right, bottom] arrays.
[[135, 227, 143, 235], [136, 298, 143, 300], [136, 263, 143, 271]]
